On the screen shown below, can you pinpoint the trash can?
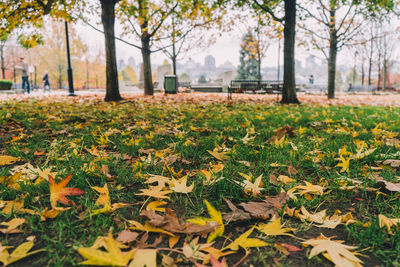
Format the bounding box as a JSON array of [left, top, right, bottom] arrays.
[[164, 75, 177, 94]]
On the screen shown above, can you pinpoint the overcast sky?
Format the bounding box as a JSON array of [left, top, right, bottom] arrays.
[[75, 13, 400, 70]]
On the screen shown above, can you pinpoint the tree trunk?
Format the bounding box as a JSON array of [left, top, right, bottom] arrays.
[[327, 7, 337, 99], [368, 28, 373, 86], [0, 44, 5, 79], [383, 58, 387, 91], [281, 0, 299, 104], [172, 43, 177, 76], [361, 56, 365, 86], [327, 35, 337, 99], [100, 0, 122, 101], [142, 37, 153, 95]]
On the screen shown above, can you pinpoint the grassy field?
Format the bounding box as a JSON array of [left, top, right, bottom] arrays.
[[1, 96, 400, 266]]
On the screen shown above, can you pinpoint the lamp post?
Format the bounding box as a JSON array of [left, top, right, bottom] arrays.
[[65, 21, 76, 96]]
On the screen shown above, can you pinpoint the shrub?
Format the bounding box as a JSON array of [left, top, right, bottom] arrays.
[[0, 80, 13, 90]]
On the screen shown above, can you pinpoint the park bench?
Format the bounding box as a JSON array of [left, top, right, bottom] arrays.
[[178, 82, 191, 88], [347, 85, 376, 93], [228, 80, 283, 99]]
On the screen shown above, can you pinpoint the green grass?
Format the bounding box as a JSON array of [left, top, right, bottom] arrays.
[[1, 98, 400, 266]]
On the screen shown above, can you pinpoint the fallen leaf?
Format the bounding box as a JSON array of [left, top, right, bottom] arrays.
[[77, 231, 136, 266], [223, 227, 268, 252], [170, 175, 194, 193], [303, 234, 363, 267], [0, 218, 26, 234], [128, 249, 156, 267], [382, 159, 400, 168], [0, 241, 44, 266], [128, 220, 174, 236], [140, 208, 218, 236], [0, 155, 21, 166], [222, 197, 251, 222], [239, 192, 288, 220], [49, 174, 85, 208], [378, 214, 400, 233], [146, 201, 167, 212], [294, 181, 324, 196], [268, 125, 296, 143], [257, 218, 296, 237], [116, 230, 139, 244], [136, 186, 172, 199]]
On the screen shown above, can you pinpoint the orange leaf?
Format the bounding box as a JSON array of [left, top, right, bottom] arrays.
[[49, 174, 85, 208]]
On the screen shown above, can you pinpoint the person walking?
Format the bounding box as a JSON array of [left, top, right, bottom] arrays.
[[42, 71, 51, 91], [19, 57, 30, 94]]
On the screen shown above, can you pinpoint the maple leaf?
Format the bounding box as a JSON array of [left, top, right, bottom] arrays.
[[337, 155, 350, 173], [182, 237, 213, 261], [49, 174, 85, 208], [303, 234, 363, 267], [140, 208, 217, 236], [136, 186, 172, 199], [294, 181, 324, 196], [170, 175, 194, 193], [128, 249, 157, 267], [378, 214, 400, 233], [128, 220, 174, 236], [0, 218, 26, 234], [145, 174, 171, 188], [187, 200, 224, 243], [207, 148, 229, 161], [195, 254, 228, 267], [77, 231, 136, 266], [146, 200, 167, 212], [235, 174, 264, 197], [223, 227, 268, 253], [257, 218, 296, 237], [0, 155, 21, 166], [0, 241, 44, 266]]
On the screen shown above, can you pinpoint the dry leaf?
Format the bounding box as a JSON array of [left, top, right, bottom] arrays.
[[128, 249, 157, 267], [257, 218, 296, 237], [170, 176, 194, 193], [268, 125, 295, 143], [239, 192, 288, 219], [0, 241, 44, 266], [116, 230, 139, 244], [140, 208, 218, 236], [223, 227, 268, 252], [0, 155, 21, 166], [0, 218, 25, 234], [49, 173, 85, 208], [77, 231, 136, 266], [303, 234, 363, 267]]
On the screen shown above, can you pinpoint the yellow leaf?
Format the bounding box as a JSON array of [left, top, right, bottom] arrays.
[[146, 201, 167, 212], [128, 220, 174, 236], [92, 184, 111, 207], [257, 218, 296, 237], [303, 234, 362, 266], [0, 241, 44, 266], [136, 186, 172, 199], [0, 218, 26, 234], [128, 249, 156, 267], [207, 148, 229, 161], [223, 227, 267, 252], [77, 231, 135, 266], [0, 155, 21, 166], [170, 175, 194, 193]]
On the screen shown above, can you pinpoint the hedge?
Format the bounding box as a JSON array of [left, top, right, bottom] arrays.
[[0, 80, 13, 90]]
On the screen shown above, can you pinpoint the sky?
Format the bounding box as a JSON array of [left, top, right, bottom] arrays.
[[76, 20, 286, 68], [75, 12, 400, 71]]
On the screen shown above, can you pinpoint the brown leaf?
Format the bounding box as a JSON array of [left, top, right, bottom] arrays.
[[140, 209, 217, 235], [116, 230, 139, 244], [382, 159, 400, 168], [268, 125, 295, 143], [222, 197, 251, 222], [239, 192, 288, 219], [269, 174, 278, 185]]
